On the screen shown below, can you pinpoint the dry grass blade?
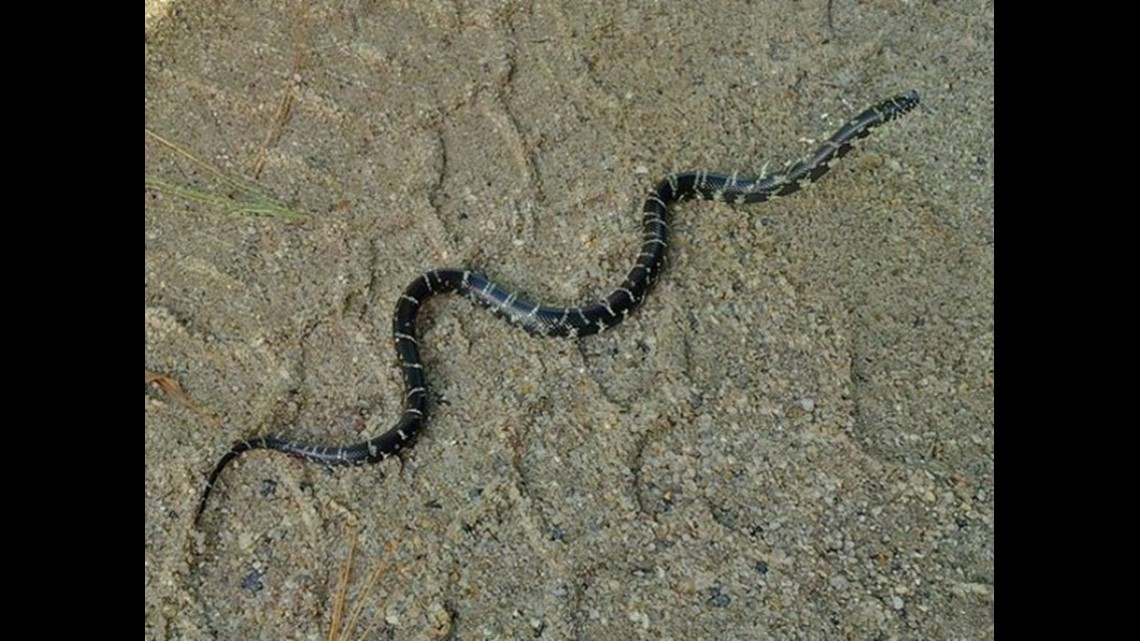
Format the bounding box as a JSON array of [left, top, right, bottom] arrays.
[[327, 523, 358, 641], [251, 0, 310, 179], [326, 529, 404, 641], [144, 129, 306, 222]]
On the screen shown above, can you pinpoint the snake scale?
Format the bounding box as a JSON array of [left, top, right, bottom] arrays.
[[196, 91, 920, 521]]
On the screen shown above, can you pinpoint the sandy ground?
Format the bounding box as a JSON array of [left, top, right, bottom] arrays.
[[145, 2, 994, 639]]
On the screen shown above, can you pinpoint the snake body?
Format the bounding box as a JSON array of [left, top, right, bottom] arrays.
[[197, 91, 919, 521]]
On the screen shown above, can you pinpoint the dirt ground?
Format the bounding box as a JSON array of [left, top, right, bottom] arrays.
[[145, 2, 994, 639]]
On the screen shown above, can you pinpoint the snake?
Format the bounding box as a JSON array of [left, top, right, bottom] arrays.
[[196, 90, 919, 521]]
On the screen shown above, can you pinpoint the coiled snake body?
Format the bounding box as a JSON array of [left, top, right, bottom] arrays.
[[197, 91, 919, 521]]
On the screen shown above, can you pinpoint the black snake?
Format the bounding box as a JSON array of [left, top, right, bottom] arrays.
[[196, 91, 920, 521]]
